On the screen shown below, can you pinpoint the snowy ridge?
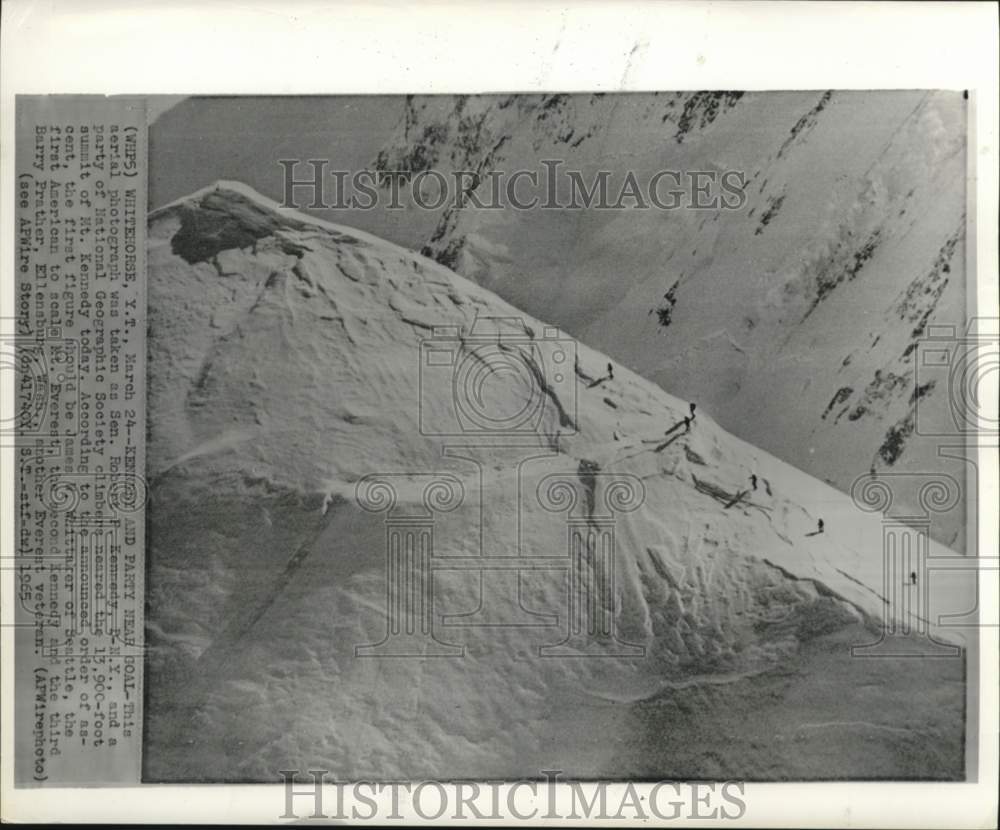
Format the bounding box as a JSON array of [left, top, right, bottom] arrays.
[[150, 179, 426, 254], [144, 183, 966, 781]]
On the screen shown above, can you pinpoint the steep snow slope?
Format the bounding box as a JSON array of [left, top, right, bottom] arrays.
[[369, 91, 970, 549], [143, 183, 967, 782]]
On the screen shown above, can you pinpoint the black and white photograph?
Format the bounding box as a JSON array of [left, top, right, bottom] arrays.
[[143, 90, 977, 784], [2, 1, 997, 826]]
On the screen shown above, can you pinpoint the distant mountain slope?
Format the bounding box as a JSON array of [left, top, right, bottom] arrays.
[[143, 183, 966, 782], [368, 91, 969, 549]]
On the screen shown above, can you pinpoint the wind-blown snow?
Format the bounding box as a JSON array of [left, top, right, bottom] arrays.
[[143, 183, 967, 782]]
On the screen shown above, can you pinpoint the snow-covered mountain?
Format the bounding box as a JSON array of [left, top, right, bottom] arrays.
[[367, 91, 970, 550], [143, 183, 966, 782]]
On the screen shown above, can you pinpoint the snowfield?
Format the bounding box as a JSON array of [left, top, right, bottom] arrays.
[[143, 183, 968, 782]]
